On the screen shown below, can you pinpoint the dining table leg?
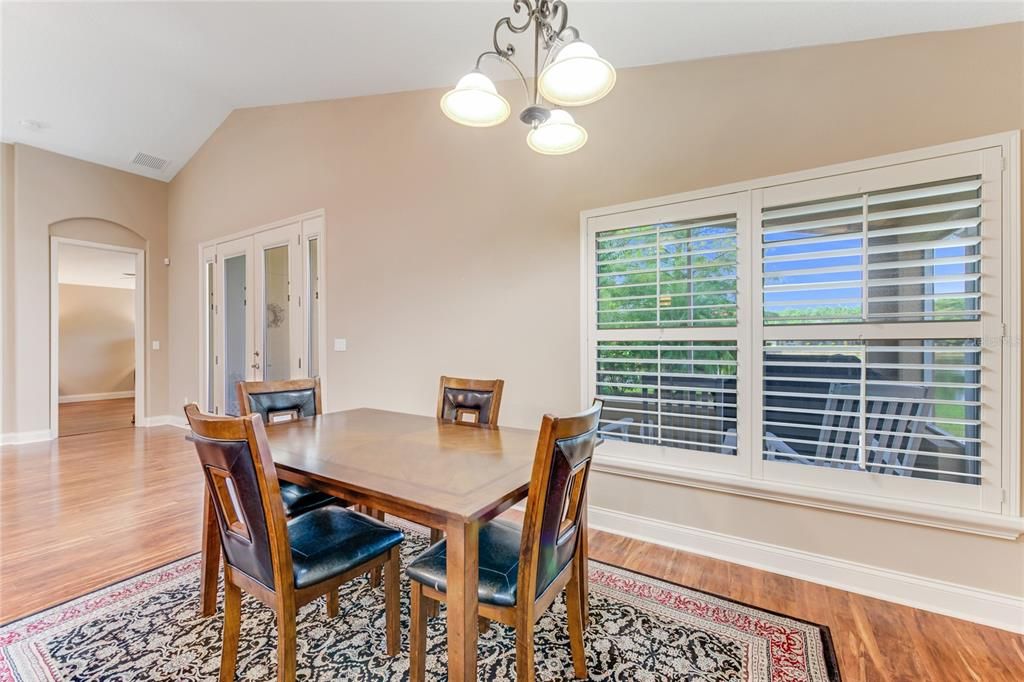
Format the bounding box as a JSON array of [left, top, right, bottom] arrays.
[[199, 490, 220, 617], [446, 518, 480, 682]]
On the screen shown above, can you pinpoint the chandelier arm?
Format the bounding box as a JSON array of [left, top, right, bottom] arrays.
[[491, 0, 536, 58], [542, 1, 569, 47], [474, 50, 532, 102]]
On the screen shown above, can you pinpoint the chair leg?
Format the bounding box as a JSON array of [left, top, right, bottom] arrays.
[[565, 573, 588, 680], [478, 616, 490, 635], [384, 547, 400, 656], [368, 508, 386, 588], [515, 618, 535, 682], [219, 580, 242, 682], [326, 589, 339, 618], [429, 527, 443, 545], [410, 582, 428, 682], [276, 605, 297, 682]]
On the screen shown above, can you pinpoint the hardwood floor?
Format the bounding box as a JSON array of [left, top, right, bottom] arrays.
[[0, 425, 202, 621], [1, 424, 1022, 680], [58, 397, 135, 437]]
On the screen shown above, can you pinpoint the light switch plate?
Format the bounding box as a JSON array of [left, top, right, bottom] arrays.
[[152, 340, 160, 350], [334, 338, 347, 352]]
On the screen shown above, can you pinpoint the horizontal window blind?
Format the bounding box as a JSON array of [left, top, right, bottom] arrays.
[[597, 215, 738, 329], [762, 176, 982, 325], [596, 340, 737, 455], [762, 339, 982, 485]]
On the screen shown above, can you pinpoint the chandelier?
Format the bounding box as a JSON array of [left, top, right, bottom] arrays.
[[440, 0, 616, 155]]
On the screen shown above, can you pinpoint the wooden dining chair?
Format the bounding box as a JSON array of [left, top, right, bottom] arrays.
[[436, 376, 505, 425], [184, 404, 404, 682], [237, 378, 341, 517], [406, 401, 602, 682]]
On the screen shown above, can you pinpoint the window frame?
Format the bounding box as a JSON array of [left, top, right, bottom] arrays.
[[579, 132, 1022, 538], [587, 192, 751, 476]]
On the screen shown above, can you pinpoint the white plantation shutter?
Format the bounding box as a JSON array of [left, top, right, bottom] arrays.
[[586, 138, 1014, 515], [762, 339, 982, 485], [596, 215, 738, 329], [589, 195, 747, 470], [762, 176, 982, 324], [756, 150, 1004, 510], [596, 340, 738, 454]]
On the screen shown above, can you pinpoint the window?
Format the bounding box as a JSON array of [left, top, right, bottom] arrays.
[[583, 135, 1018, 520], [589, 193, 749, 474]]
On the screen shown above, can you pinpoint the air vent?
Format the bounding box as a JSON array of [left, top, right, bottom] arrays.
[[130, 152, 168, 171]]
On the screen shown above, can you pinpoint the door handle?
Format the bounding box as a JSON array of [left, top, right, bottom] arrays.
[[251, 363, 261, 370]]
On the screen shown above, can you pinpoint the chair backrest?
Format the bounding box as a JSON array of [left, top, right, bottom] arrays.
[[238, 378, 322, 425], [518, 401, 602, 602], [185, 404, 292, 592], [436, 376, 504, 425], [816, 383, 928, 471]]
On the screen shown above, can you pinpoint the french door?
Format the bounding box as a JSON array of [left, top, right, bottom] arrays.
[[204, 216, 322, 416]]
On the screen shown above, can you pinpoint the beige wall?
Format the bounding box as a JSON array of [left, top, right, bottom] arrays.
[[58, 284, 135, 398], [168, 24, 1024, 595], [1, 144, 14, 433], [1, 144, 168, 434]]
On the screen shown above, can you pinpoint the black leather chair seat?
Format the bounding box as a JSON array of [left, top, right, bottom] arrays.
[[279, 481, 338, 517], [406, 518, 522, 607], [289, 507, 404, 589]]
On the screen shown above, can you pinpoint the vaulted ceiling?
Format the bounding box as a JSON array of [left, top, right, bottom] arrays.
[[4, 1, 1022, 181]]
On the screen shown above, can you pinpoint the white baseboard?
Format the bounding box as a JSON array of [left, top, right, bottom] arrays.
[[2, 416, 186, 443], [59, 391, 134, 404], [0, 429, 53, 445], [140, 415, 188, 429], [588, 505, 1024, 634]]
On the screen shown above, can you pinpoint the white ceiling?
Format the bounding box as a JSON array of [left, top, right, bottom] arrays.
[[4, 1, 1022, 181], [58, 243, 137, 290]]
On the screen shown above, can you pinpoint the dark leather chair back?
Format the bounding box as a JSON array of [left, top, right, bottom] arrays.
[[185, 404, 289, 591], [519, 401, 602, 599], [238, 378, 322, 426], [436, 376, 505, 425]]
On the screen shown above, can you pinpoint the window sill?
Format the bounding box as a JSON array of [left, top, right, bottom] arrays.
[[591, 450, 1024, 540]]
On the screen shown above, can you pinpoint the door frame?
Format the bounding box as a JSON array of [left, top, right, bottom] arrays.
[[197, 209, 327, 415], [50, 237, 146, 438]]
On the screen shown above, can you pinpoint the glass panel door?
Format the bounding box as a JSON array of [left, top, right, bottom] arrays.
[[205, 216, 321, 414], [255, 223, 302, 382], [214, 237, 254, 416]]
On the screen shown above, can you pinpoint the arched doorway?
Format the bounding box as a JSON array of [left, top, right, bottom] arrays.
[[49, 219, 146, 437]]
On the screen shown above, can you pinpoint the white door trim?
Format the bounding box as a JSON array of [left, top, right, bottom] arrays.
[[50, 237, 146, 438]]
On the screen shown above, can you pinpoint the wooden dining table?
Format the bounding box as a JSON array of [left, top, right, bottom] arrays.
[[196, 407, 587, 682]]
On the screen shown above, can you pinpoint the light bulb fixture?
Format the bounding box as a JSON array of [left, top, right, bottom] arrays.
[[526, 109, 587, 155], [441, 0, 615, 155], [440, 71, 510, 127], [538, 40, 616, 106]]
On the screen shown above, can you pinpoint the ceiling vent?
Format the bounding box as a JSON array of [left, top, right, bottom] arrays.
[[130, 152, 168, 171]]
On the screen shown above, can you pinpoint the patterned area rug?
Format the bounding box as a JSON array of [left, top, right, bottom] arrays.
[[0, 520, 840, 681]]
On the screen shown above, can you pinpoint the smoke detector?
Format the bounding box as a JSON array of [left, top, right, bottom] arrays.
[[130, 152, 168, 171]]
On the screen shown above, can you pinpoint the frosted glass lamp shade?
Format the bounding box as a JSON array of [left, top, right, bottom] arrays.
[[526, 109, 587, 155], [440, 71, 511, 127], [538, 41, 616, 106]]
